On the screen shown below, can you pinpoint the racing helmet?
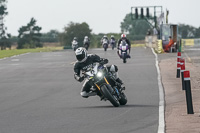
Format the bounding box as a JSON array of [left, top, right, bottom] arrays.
[[103, 35, 107, 39], [121, 34, 126, 39], [84, 36, 88, 39], [74, 37, 77, 40], [75, 47, 88, 62], [111, 35, 114, 38]]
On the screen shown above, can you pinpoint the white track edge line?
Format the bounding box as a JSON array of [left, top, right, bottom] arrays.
[[151, 48, 165, 133]]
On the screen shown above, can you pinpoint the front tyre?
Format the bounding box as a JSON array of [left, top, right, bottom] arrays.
[[101, 85, 120, 107], [119, 92, 127, 105], [122, 53, 127, 63], [123, 57, 126, 63]]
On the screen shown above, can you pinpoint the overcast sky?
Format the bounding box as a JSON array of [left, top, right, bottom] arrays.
[[5, 0, 200, 36]]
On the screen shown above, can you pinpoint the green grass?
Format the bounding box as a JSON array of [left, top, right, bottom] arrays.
[[0, 47, 63, 59], [131, 44, 145, 47]]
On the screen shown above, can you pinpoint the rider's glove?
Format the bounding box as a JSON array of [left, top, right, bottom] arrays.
[[103, 59, 108, 64], [74, 74, 84, 82], [78, 76, 84, 82], [99, 58, 108, 64]]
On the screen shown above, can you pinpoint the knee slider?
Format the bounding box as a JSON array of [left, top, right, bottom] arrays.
[[80, 91, 89, 98]]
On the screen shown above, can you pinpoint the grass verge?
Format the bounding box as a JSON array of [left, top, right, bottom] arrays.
[[131, 44, 145, 47], [0, 47, 63, 59]]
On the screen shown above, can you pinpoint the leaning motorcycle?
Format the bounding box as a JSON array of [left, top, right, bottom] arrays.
[[119, 40, 129, 63], [102, 39, 108, 51], [82, 61, 127, 107], [72, 41, 78, 51]]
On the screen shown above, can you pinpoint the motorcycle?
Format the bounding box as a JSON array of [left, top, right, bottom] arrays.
[[119, 40, 130, 63], [102, 39, 109, 51], [72, 40, 78, 51], [110, 39, 116, 50], [83, 40, 90, 50], [82, 61, 127, 107]]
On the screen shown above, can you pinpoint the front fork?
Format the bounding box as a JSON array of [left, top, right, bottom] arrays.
[[95, 77, 122, 99]]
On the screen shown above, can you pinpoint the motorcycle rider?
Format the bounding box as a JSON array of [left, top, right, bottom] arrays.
[[110, 35, 116, 48], [117, 34, 131, 58], [71, 37, 79, 50], [101, 35, 109, 45], [72, 37, 78, 43], [83, 36, 90, 50], [74, 47, 125, 98]]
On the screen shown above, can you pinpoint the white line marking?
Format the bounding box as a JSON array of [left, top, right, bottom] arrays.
[[151, 48, 165, 133], [11, 59, 20, 62], [184, 53, 192, 62]]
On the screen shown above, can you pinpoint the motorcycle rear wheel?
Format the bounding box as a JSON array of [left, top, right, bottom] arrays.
[[101, 85, 119, 107]]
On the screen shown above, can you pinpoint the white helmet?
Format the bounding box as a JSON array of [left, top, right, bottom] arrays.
[[121, 34, 126, 39], [75, 47, 87, 62], [103, 35, 107, 38], [84, 36, 88, 39]]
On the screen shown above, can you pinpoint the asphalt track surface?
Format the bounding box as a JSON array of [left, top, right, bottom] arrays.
[[0, 47, 159, 133]]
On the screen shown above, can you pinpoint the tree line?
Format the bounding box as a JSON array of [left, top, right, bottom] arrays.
[[1, 1, 200, 50]]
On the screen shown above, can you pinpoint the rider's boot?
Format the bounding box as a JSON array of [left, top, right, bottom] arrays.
[[117, 51, 122, 59], [81, 91, 97, 98], [116, 78, 125, 90]]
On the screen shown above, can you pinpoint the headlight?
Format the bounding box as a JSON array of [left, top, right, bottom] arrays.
[[96, 72, 103, 77]]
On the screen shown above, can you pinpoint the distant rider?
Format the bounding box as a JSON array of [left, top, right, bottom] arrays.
[[71, 37, 78, 51], [74, 47, 125, 98], [101, 35, 109, 45], [117, 34, 131, 58], [110, 35, 116, 49], [83, 36, 90, 50], [72, 37, 78, 43]]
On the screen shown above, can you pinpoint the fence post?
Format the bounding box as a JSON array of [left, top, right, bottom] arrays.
[[180, 58, 185, 90], [179, 39, 182, 52], [184, 71, 194, 114], [176, 52, 181, 78]]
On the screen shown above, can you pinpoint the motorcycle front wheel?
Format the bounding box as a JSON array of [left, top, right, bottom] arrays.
[[101, 85, 120, 107], [122, 53, 127, 63], [119, 92, 127, 105]]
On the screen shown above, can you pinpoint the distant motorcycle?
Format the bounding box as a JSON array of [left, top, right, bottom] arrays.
[[72, 40, 78, 51], [119, 40, 130, 63], [102, 39, 109, 51], [110, 39, 116, 50], [82, 61, 127, 107]]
